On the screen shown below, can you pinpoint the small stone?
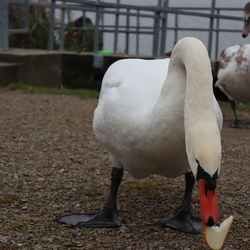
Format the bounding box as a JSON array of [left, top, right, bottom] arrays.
[[85, 243, 93, 250], [64, 243, 73, 247], [120, 226, 127, 233], [59, 168, 65, 173], [34, 245, 42, 250], [0, 236, 8, 244], [74, 203, 81, 209], [136, 212, 143, 217]]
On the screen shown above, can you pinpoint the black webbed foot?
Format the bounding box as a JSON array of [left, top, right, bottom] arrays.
[[56, 208, 122, 228], [231, 121, 250, 129], [56, 167, 123, 228], [161, 212, 201, 235]]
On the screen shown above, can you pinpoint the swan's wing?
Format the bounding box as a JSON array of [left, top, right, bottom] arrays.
[[95, 58, 169, 120], [100, 58, 169, 104], [93, 58, 169, 144]]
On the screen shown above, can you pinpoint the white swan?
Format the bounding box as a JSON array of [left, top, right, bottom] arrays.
[[215, 44, 250, 128], [242, 2, 250, 38], [57, 37, 223, 235]]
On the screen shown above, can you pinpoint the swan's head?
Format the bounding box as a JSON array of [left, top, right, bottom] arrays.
[[242, 3, 250, 38], [186, 122, 221, 227]]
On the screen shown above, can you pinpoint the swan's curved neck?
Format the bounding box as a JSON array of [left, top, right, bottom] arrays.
[[145, 38, 221, 178], [155, 38, 216, 127]]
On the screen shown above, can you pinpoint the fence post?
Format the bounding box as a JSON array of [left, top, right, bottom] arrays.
[[0, 0, 9, 51], [113, 0, 120, 53], [208, 0, 216, 58], [160, 0, 168, 56], [59, 0, 66, 51], [125, 8, 130, 54], [48, 0, 56, 51], [135, 9, 140, 55], [93, 0, 101, 53], [174, 13, 178, 45], [152, 0, 162, 57], [215, 9, 220, 59], [23, 0, 30, 31]]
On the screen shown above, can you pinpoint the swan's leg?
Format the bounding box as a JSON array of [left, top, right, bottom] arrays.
[[229, 100, 239, 127], [161, 172, 201, 234], [229, 100, 250, 128], [56, 167, 123, 227]]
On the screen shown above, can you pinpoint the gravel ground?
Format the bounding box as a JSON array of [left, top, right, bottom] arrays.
[[0, 88, 249, 250]]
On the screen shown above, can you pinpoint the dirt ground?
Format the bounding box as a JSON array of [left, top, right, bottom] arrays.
[[0, 88, 249, 250]]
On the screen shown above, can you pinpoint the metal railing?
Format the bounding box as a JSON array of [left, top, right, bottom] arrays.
[[0, 0, 245, 60]]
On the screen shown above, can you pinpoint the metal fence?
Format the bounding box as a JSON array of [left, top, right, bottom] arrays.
[[0, 0, 244, 60]]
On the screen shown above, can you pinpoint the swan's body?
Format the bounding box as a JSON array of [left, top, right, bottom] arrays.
[[94, 40, 222, 179], [94, 58, 188, 178], [58, 37, 223, 238], [215, 45, 250, 127]]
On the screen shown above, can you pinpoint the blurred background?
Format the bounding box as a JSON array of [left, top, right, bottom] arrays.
[[2, 0, 249, 60], [1, 0, 250, 91]]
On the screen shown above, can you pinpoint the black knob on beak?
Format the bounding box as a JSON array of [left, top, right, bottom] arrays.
[[207, 216, 215, 227]]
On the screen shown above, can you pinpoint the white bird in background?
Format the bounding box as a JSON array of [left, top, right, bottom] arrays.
[[57, 37, 223, 236], [215, 44, 250, 128]]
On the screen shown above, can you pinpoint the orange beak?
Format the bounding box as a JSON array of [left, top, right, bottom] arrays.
[[198, 179, 219, 226]]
